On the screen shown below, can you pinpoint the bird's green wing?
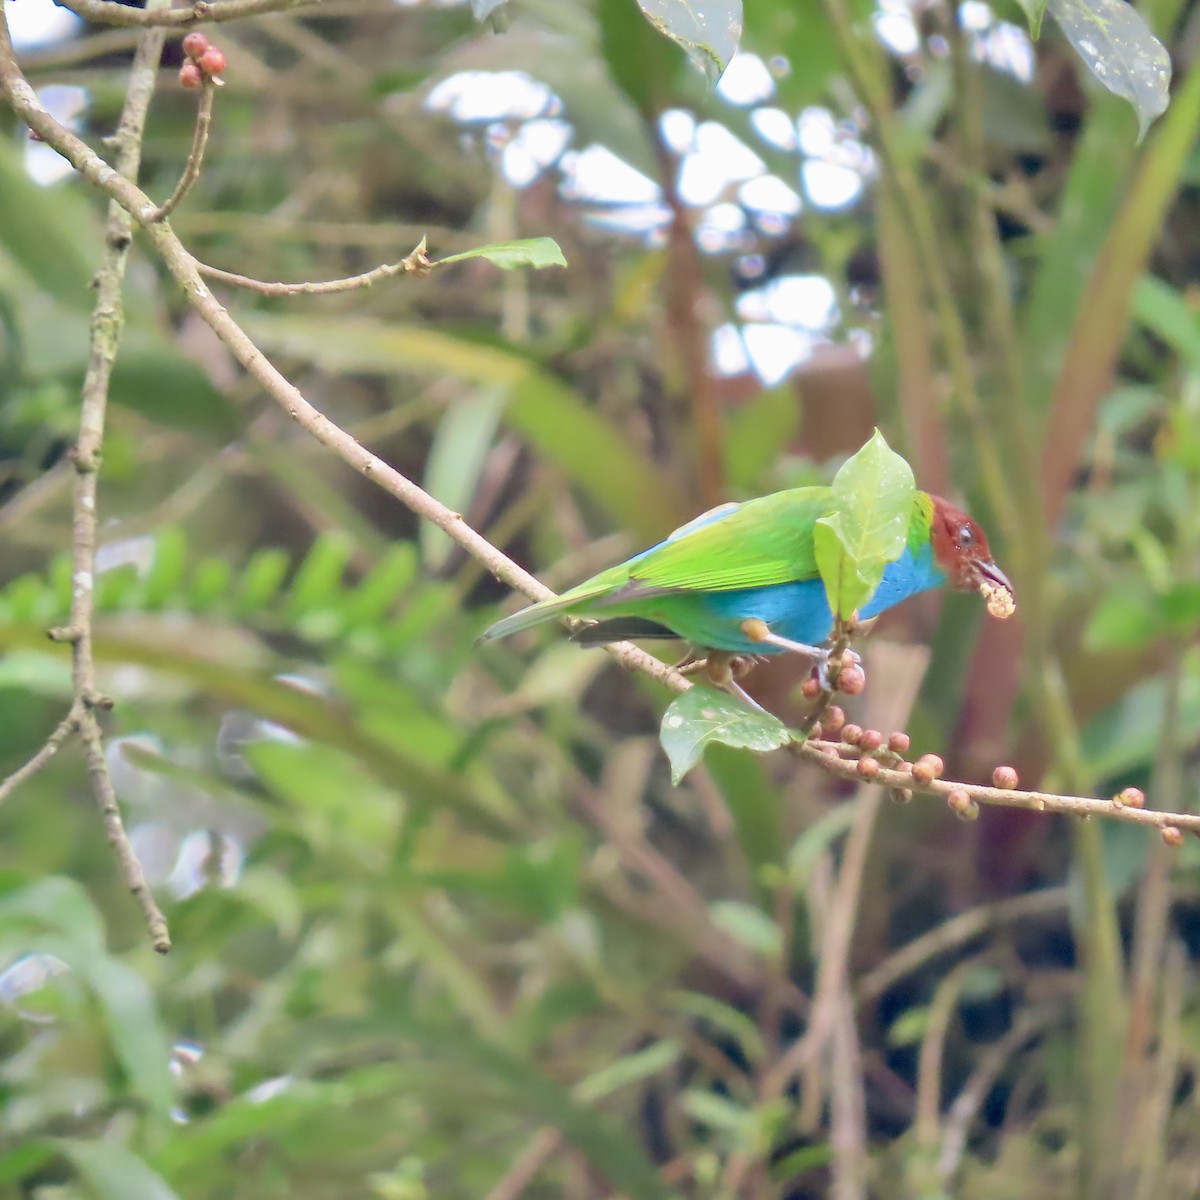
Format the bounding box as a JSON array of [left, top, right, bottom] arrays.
[[612, 487, 833, 597], [478, 487, 833, 642]]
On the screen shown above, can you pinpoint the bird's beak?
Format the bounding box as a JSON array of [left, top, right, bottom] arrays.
[[976, 558, 1013, 597]]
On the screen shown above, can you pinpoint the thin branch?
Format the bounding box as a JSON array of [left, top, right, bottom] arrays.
[[856, 888, 1070, 1004], [804, 738, 1200, 835], [147, 77, 216, 222], [53, 0, 324, 29], [485, 1128, 563, 1200], [937, 1006, 1057, 1181], [197, 239, 432, 295], [0, 705, 82, 805]]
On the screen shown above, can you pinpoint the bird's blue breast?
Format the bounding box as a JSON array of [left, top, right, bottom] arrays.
[[646, 542, 945, 654]]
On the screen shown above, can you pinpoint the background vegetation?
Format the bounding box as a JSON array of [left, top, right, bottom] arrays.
[[1, 0, 1199, 1196]]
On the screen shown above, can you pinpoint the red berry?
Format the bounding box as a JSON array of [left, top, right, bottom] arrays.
[[198, 46, 227, 76], [841, 724, 863, 746], [859, 729, 883, 753], [801, 677, 821, 700], [809, 722, 823, 742], [179, 62, 203, 89], [1162, 825, 1183, 848], [823, 706, 846, 733], [992, 765, 1018, 790], [888, 731, 911, 755], [181, 31, 209, 59], [838, 664, 866, 696], [857, 756, 880, 780], [1114, 786, 1145, 809]]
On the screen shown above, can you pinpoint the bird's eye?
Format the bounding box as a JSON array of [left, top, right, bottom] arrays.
[[958, 523, 975, 547]]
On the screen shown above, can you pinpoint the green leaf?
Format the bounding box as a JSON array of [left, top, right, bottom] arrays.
[[0, 140, 98, 310], [663, 990, 765, 1061], [55, 1138, 180, 1200], [786, 803, 858, 887], [1014, 0, 1048, 37], [636, 0, 743, 85], [813, 430, 916, 620], [574, 1039, 682, 1103], [435, 238, 567, 271], [1132, 275, 1200, 371], [1046, 0, 1171, 140], [659, 684, 792, 784], [887, 1005, 930, 1047], [709, 900, 781, 959]]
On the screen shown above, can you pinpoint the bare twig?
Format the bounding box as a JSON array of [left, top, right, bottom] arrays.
[[0, 705, 82, 805], [197, 239, 432, 294], [937, 1006, 1057, 1181], [53, 0, 324, 29], [148, 78, 216, 221], [856, 888, 1070, 1004], [485, 1128, 563, 1200], [0, 6, 174, 950]]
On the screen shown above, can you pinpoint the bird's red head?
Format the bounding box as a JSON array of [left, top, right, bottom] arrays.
[[928, 495, 1013, 599]]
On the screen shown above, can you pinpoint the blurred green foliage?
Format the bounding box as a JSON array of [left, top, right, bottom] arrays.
[[3, 0, 1200, 1197]]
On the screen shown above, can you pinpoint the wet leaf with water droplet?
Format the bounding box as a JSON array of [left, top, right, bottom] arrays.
[[636, 0, 743, 85], [1047, 0, 1171, 140], [659, 685, 791, 784]]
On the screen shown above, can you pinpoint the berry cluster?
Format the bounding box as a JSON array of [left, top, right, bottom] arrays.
[[179, 31, 227, 89]]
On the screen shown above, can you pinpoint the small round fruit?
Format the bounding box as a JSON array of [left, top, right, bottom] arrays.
[[179, 62, 203, 89], [857, 756, 880, 780], [198, 46, 227, 76], [181, 31, 209, 59], [992, 765, 1019, 790]]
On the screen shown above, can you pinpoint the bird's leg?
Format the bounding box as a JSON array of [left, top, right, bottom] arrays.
[[702, 651, 768, 712], [738, 618, 861, 689]]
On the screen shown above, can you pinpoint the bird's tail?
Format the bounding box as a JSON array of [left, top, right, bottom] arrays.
[[477, 593, 584, 643]]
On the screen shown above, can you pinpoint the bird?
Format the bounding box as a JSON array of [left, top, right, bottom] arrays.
[[479, 487, 1014, 703]]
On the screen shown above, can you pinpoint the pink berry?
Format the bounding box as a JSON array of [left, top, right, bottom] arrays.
[[181, 31, 209, 59], [992, 765, 1019, 790], [179, 62, 203, 89], [841, 724, 863, 746], [858, 729, 883, 753], [1114, 786, 1144, 809], [838, 665, 866, 695], [1162, 826, 1183, 848], [857, 756, 880, 780], [823, 706, 846, 733], [801, 677, 821, 700], [888, 731, 911, 755], [198, 46, 227, 77], [913, 754, 944, 785]]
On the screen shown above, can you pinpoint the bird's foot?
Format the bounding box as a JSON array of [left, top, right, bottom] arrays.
[[700, 651, 767, 711], [737, 619, 862, 693]]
